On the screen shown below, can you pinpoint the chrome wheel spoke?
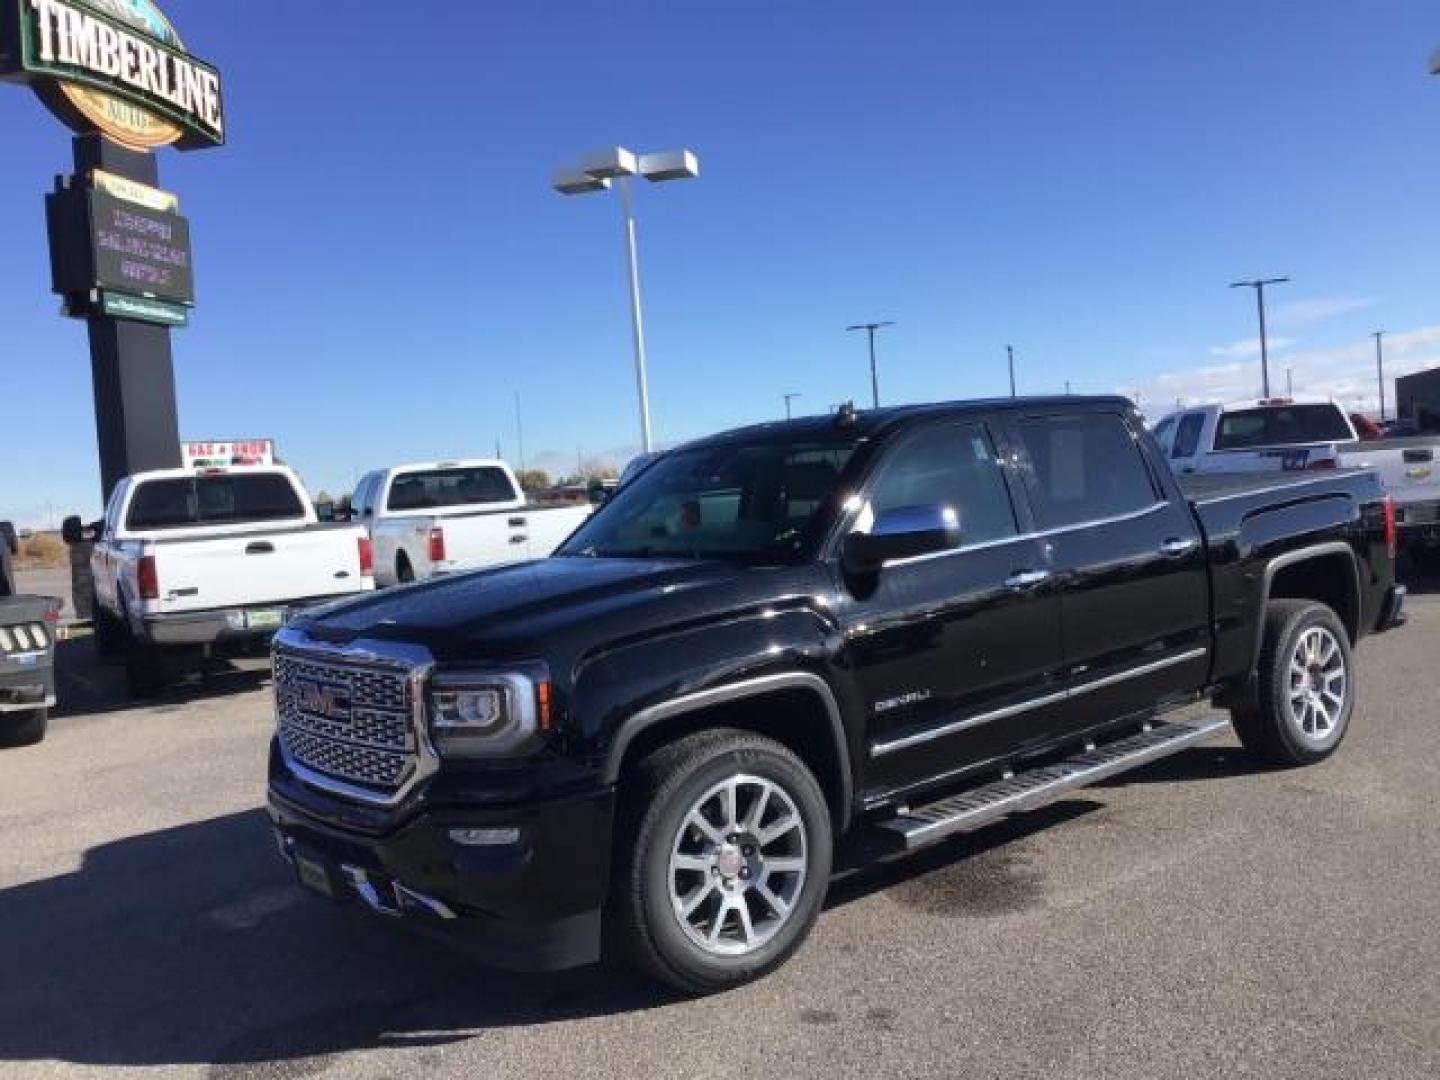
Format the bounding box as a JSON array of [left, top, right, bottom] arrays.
[[681, 880, 716, 917], [765, 857, 806, 875], [758, 812, 800, 847], [734, 899, 757, 949], [756, 881, 790, 916], [673, 853, 711, 874], [686, 812, 724, 846]]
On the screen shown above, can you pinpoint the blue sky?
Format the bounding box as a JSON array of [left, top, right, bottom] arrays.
[[2, 0, 1438, 525]]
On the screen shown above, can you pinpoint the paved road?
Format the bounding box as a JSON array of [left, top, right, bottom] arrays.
[[2, 589, 1437, 1079]]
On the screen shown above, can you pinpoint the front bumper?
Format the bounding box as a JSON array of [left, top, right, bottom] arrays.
[[141, 595, 355, 647], [0, 661, 56, 712], [267, 778, 615, 972]]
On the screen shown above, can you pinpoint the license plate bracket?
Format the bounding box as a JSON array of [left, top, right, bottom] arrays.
[[246, 608, 284, 630], [293, 850, 338, 899]]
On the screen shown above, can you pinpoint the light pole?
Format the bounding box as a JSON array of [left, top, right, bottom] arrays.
[[1373, 331, 1387, 421], [846, 321, 894, 408], [1006, 345, 1017, 397], [1229, 277, 1289, 398], [783, 392, 801, 420], [553, 147, 700, 453], [1286, 367, 1294, 398]]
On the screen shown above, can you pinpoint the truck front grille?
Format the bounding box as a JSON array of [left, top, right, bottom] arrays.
[[274, 650, 418, 798]]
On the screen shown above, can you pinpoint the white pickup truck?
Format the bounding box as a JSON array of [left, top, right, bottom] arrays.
[[65, 465, 375, 696], [352, 460, 592, 587], [1153, 398, 1440, 568]]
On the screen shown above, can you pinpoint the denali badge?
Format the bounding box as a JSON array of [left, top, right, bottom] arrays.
[[874, 690, 933, 715]]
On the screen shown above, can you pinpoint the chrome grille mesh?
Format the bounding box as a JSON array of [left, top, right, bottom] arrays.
[[274, 649, 416, 794]]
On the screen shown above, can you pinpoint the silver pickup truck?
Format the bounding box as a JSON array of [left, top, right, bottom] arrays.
[[0, 524, 58, 747]]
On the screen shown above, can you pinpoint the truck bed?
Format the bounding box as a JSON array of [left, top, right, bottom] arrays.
[[1177, 469, 1371, 508]]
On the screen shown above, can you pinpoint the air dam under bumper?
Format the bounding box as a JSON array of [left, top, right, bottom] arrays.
[[267, 783, 615, 972]]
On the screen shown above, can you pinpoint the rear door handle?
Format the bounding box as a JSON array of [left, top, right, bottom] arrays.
[[1159, 537, 1197, 558], [245, 541, 275, 555], [1004, 569, 1050, 590]]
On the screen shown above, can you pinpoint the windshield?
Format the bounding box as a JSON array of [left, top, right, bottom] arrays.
[[1213, 404, 1353, 450], [558, 437, 859, 563]]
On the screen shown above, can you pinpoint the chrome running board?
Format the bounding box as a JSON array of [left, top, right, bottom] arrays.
[[878, 715, 1231, 850]]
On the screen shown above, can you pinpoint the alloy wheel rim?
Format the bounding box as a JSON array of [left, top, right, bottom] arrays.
[[1286, 626, 1347, 742], [667, 774, 808, 957]]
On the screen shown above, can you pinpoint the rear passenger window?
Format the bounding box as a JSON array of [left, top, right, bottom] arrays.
[[1013, 413, 1159, 529], [1173, 413, 1205, 458], [866, 423, 1018, 547], [1152, 417, 1177, 456]]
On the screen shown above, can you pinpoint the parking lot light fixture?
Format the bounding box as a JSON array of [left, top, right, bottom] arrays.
[[1229, 277, 1290, 399], [846, 321, 895, 409], [1430, 48, 1440, 74], [554, 146, 701, 454]]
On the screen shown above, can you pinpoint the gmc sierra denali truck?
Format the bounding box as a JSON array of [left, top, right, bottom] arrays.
[[268, 397, 1406, 993]]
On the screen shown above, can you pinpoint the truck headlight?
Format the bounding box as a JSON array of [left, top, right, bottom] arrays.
[[428, 667, 549, 757]]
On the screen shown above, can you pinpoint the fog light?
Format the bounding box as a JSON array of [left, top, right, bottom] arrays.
[[448, 827, 521, 847]]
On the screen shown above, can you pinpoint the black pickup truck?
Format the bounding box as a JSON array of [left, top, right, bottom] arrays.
[[268, 397, 1405, 993]]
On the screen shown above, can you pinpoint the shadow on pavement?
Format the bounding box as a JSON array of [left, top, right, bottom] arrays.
[[52, 633, 270, 721], [1090, 743, 1264, 787], [0, 808, 671, 1072]]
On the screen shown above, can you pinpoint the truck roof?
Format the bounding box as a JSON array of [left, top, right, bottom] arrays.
[[684, 395, 1135, 450], [385, 459, 512, 474], [123, 464, 297, 483]]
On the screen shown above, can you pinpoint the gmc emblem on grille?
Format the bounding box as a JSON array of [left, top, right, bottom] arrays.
[[284, 677, 352, 722]]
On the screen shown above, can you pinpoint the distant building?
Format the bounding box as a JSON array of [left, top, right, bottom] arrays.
[[1396, 366, 1440, 426]]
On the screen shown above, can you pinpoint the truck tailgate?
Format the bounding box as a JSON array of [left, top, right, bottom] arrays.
[[150, 526, 364, 612], [1339, 439, 1440, 510]]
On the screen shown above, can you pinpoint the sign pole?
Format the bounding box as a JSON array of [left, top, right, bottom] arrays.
[[72, 133, 182, 501]]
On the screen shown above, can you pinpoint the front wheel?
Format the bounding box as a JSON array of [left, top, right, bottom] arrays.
[[609, 730, 833, 994], [1231, 600, 1354, 767], [0, 708, 48, 747]]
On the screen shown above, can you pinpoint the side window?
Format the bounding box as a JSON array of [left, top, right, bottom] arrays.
[[1173, 412, 1205, 459], [1013, 413, 1160, 529], [1152, 417, 1177, 457], [865, 423, 1018, 547]]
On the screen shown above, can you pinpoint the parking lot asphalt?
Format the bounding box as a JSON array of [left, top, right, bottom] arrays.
[[2, 571, 1438, 1079]]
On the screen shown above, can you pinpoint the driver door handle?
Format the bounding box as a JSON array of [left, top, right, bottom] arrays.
[[1159, 537, 1198, 558], [1004, 569, 1051, 590]]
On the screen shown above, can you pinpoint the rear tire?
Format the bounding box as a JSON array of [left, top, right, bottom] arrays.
[[125, 640, 168, 698], [94, 608, 124, 660], [0, 708, 48, 747], [608, 729, 833, 995], [1231, 600, 1354, 768]]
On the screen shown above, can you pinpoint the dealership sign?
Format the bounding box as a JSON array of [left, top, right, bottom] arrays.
[[1, 0, 224, 150]]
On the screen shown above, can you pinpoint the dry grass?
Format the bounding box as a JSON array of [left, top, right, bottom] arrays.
[[15, 533, 67, 568]]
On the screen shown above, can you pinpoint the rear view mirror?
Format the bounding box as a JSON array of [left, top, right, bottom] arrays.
[[61, 516, 85, 545], [0, 521, 16, 555], [843, 504, 961, 573]]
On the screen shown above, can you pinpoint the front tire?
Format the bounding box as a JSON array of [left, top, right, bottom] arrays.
[[609, 729, 833, 995], [0, 708, 48, 747], [1231, 600, 1354, 767]]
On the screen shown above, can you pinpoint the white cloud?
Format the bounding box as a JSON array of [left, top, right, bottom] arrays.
[[1209, 336, 1296, 359], [1127, 324, 1440, 417], [1269, 295, 1373, 328]]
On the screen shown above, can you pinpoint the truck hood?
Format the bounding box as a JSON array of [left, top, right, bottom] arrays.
[[296, 556, 752, 655]]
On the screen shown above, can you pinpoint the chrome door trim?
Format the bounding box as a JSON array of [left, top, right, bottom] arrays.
[[878, 502, 1171, 570], [870, 646, 1209, 758]]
